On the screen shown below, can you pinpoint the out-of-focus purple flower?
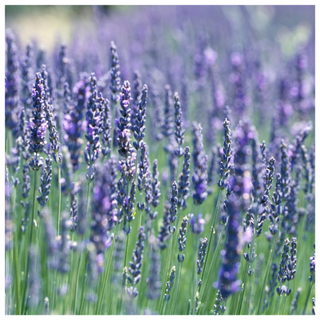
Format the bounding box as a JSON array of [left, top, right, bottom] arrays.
[[192, 122, 208, 205], [5, 29, 19, 133], [190, 213, 205, 235], [215, 194, 241, 299], [110, 41, 121, 106]]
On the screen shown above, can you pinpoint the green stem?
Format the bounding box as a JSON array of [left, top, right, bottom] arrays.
[[191, 235, 198, 315], [57, 165, 62, 235], [302, 282, 314, 315], [96, 238, 115, 314], [236, 233, 254, 315], [257, 235, 277, 314], [21, 169, 38, 314], [13, 217, 20, 314], [202, 190, 222, 286], [73, 169, 92, 313], [201, 222, 227, 310], [170, 262, 181, 315]]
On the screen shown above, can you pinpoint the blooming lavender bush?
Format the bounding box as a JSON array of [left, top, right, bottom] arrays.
[[5, 5, 315, 316]]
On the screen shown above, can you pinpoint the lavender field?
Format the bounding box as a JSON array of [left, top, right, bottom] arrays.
[[5, 5, 315, 315]]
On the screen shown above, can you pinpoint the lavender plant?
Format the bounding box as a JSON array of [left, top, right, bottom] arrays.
[[4, 5, 315, 316]]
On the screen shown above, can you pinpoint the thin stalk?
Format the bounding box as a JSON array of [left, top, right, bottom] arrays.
[[302, 281, 314, 315], [202, 189, 222, 286], [57, 165, 62, 235], [13, 219, 20, 314], [73, 166, 92, 313], [190, 234, 198, 315], [201, 222, 227, 309], [96, 238, 115, 314], [170, 262, 181, 315], [276, 296, 281, 315], [257, 234, 277, 314], [21, 169, 38, 315], [236, 233, 254, 315]]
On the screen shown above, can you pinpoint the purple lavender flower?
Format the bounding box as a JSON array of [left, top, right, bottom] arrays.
[[197, 238, 208, 274], [37, 155, 52, 209], [177, 216, 188, 263], [164, 265, 176, 301], [178, 146, 191, 209], [229, 52, 250, 119], [20, 43, 33, 119], [63, 74, 89, 171], [190, 213, 205, 235], [133, 84, 148, 150], [100, 94, 112, 157], [169, 181, 178, 233], [192, 122, 208, 205], [42, 65, 62, 163], [218, 119, 232, 190], [289, 123, 312, 171], [131, 70, 142, 129], [309, 245, 315, 283], [110, 41, 121, 106], [127, 226, 146, 297], [161, 85, 173, 138], [158, 201, 171, 250], [84, 73, 101, 180], [151, 159, 161, 208], [28, 73, 47, 171], [5, 29, 19, 132], [280, 139, 291, 201], [91, 160, 118, 258], [173, 92, 185, 157], [215, 194, 241, 299], [117, 81, 136, 180]]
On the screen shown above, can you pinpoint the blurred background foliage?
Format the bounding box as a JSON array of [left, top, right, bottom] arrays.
[[5, 5, 315, 65]]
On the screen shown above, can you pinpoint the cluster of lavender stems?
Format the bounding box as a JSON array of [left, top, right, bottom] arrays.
[[4, 6, 315, 315]]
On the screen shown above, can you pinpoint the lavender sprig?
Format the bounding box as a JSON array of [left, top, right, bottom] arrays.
[[177, 216, 188, 263], [5, 29, 19, 132], [128, 226, 146, 297], [217, 118, 232, 190], [178, 146, 191, 209], [28, 73, 47, 171], [192, 122, 208, 205], [133, 84, 148, 150], [37, 155, 52, 209], [84, 73, 101, 180], [173, 92, 184, 157]]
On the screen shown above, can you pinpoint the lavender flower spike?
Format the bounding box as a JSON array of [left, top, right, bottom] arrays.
[[42, 65, 62, 163], [192, 122, 208, 205], [178, 216, 188, 263], [28, 73, 47, 171], [169, 181, 178, 233], [37, 155, 53, 209], [84, 73, 101, 180], [178, 146, 191, 209], [100, 94, 112, 157], [173, 92, 185, 157], [5, 29, 19, 132], [133, 84, 148, 150], [215, 194, 241, 299], [151, 159, 161, 208], [128, 226, 146, 297], [162, 85, 173, 138], [217, 118, 232, 190], [110, 41, 121, 106]]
